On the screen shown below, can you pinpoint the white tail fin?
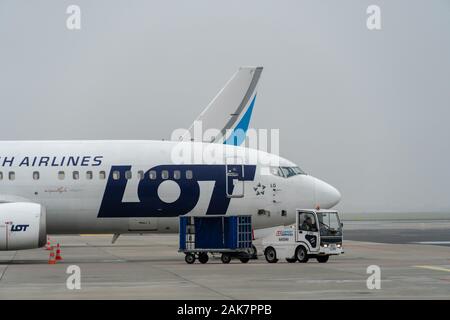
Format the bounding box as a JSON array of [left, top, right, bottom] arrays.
[[180, 66, 263, 145]]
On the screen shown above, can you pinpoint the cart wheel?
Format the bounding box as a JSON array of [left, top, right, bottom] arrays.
[[198, 253, 209, 264], [316, 255, 329, 263], [185, 253, 195, 264], [286, 258, 297, 263], [221, 253, 231, 264], [250, 245, 258, 259], [296, 246, 309, 263], [264, 247, 278, 263], [240, 258, 250, 263]]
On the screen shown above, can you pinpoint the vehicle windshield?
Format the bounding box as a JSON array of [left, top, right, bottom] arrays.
[[317, 212, 342, 236]]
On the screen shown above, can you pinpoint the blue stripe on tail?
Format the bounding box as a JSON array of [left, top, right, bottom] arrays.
[[223, 94, 257, 146]]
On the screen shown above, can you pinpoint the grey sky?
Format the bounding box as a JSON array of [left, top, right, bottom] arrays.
[[1, 1, 449, 213]]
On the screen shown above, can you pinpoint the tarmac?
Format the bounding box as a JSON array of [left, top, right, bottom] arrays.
[[0, 220, 449, 299]]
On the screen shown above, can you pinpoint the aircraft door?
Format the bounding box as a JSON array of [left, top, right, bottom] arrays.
[[296, 211, 320, 252], [225, 164, 244, 198]]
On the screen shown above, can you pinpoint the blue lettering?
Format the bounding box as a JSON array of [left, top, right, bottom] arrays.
[[81, 156, 91, 166], [68, 156, 80, 166], [93, 156, 103, 166], [2, 157, 14, 167], [38, 156, 50, 167], [19, 157, 30, 167]]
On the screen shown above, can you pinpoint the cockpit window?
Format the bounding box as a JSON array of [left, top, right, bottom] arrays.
[[270, 166, 284, 177], [292, 166, 305, 175], [270, 166, 306, 178]]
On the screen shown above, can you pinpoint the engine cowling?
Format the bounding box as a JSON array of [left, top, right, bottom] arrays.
[[0, 202, 47, 250]]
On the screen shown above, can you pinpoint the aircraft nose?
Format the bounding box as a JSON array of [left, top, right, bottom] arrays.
[[313, 177, 341, 209]]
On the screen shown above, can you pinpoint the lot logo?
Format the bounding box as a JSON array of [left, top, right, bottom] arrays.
[[98, 164, 256, 218], [11, 224, 29, 232]]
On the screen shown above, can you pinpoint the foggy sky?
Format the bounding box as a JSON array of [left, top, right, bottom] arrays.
[[0, 0, 449, 213]]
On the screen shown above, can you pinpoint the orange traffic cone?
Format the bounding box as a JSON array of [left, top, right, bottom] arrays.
[[55, 243, 62, 261], [48, 247, 56, 264], [45, 237, 52, 250]]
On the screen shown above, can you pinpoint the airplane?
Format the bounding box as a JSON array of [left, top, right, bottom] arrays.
[[0, 67, 341, 251]]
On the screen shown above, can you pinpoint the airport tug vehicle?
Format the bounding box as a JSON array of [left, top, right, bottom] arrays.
[[179, 215, 255, 264], [262, 209, 343, 263]]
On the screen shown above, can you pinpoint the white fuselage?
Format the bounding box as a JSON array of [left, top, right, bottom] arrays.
[[0, 140, 341, 234]]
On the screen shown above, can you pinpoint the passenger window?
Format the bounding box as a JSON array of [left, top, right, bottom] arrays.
[[73, 171, 80, 180], [161, 170, 169, 179], [86, 171, 93, 180], [149, 170, 157, 180], [33, 171, 40, 180], [99, 171, 106, 180], [58, 171, 65, 180], [125, 171, 132, 180], [186, 170, 193, 180], [174, 170, 181, 180], [0, 172, 3, 180], [137, 170, 144, 180], [9, 172, 15, 180], [112, 171, 120, 180]]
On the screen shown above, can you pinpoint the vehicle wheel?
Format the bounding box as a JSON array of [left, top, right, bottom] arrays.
[[221, 253, 232, 264], [286, 258, 297, 263], [264, 247, 278, 263], [198, 253, 209, 264], [250, 245, 258, 258], [296, 246, 309, 263], [185, 253, 195, 264], [316, 255, 329, 263], [240, 258, 250, 263]]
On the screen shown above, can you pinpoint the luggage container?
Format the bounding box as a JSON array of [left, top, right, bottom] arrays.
[[179, 215, 253, 264]]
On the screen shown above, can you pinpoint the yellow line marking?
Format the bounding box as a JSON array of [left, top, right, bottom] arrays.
[[414, 265, 450, 273]]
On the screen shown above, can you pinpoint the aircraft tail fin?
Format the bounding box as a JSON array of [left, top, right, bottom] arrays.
[[180, 66, 263, 145]]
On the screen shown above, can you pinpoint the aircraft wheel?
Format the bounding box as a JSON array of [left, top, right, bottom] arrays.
[[264, 247, 278, 263], [198, 253, 209, 264], [221, 253, 232, 264], [296, 246, 309, 263], [185, 253, 195, 264], [316, 255, 329, 263]]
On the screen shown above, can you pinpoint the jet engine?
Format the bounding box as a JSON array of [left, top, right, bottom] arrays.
[[0, 202, 47, 250]]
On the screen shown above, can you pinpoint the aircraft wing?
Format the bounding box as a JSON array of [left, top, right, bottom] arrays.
[[180, 66, 263, 146], [0, 194, 33, 203]]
